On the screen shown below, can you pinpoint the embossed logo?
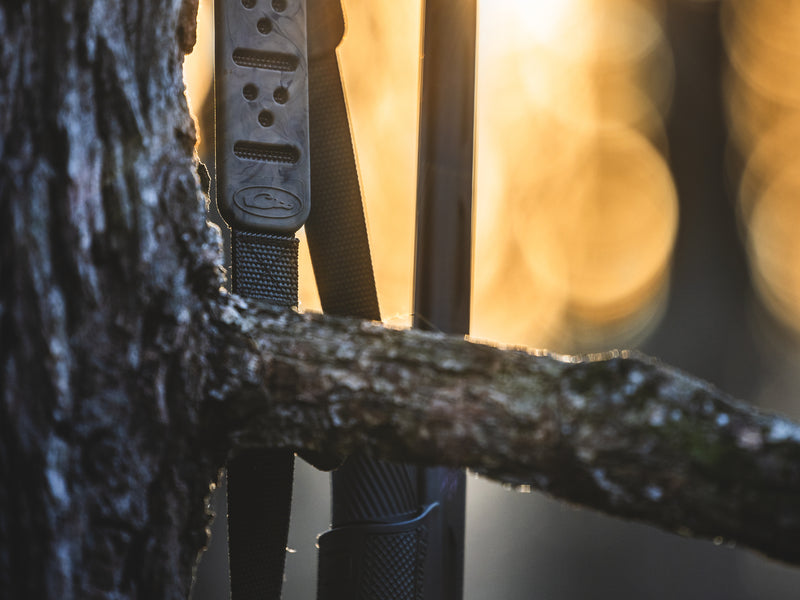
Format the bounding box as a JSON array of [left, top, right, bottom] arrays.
[[233, 186, 303, 219]]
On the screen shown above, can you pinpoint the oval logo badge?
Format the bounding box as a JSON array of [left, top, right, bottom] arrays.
[[233, 186, 303, 220]]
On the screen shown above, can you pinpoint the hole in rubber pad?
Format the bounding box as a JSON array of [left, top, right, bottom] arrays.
[[233, 141, 300, 164], [232, 48, 299, 72]]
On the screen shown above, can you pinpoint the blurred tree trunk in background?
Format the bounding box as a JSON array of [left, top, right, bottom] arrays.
[[642, 0, 760, 397]]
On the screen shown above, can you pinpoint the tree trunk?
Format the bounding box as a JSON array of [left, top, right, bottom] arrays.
[[1, 1, 223, 596], [2, 1, 800, 598]]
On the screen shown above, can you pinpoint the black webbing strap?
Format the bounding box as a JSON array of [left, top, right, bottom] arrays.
[[215, 0, 311, 595], [306, 3, 440, 598], [227, 447, 294, 600], [228, 232, 299, 600], [305, 0, 379, 321], [231, 232, 299, 306]]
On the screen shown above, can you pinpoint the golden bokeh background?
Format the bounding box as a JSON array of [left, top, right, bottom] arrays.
[[723, 0, 800, 335], [186, 0, 800, 345], [185, 0, 684, 353]]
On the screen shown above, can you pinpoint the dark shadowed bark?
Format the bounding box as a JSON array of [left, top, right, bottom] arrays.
[[1, 1, 800, 598], [1, 1, 223, 596]]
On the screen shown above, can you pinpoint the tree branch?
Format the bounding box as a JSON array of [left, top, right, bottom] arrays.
[[209, 295, 800, 567]]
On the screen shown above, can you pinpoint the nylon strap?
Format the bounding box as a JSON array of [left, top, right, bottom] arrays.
[[305, 1, 379, 321], [228, 233, 298, 600], [306, 3, 435, 599], [227, 447, 295, 600], [215, 0, 311, 595], [231, 232, 299, 306]]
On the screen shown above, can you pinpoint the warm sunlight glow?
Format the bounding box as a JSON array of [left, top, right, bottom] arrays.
[[505, 0, 581, 48], [184, 0, 680, 350], [472, 0, 676, 350], [305, 0, 423, 322], [723, 0, 800, 334], [183, 0, 213, 140], [749, 169, 800, 332]]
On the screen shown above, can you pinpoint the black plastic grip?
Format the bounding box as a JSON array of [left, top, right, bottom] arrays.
[[215, 0, 311, 234], [318, 503, 442, 600]]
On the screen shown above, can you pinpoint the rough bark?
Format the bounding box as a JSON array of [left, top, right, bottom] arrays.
[[212, 299, 800, 567], [1, 1, 224, 597], [1, 1, 800, 599]]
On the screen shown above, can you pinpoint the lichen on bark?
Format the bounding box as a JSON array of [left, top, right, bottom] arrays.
[[209, 298, 800, 567]]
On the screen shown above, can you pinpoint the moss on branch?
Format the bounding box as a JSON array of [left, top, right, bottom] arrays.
[[210, 296, 800, 567]]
